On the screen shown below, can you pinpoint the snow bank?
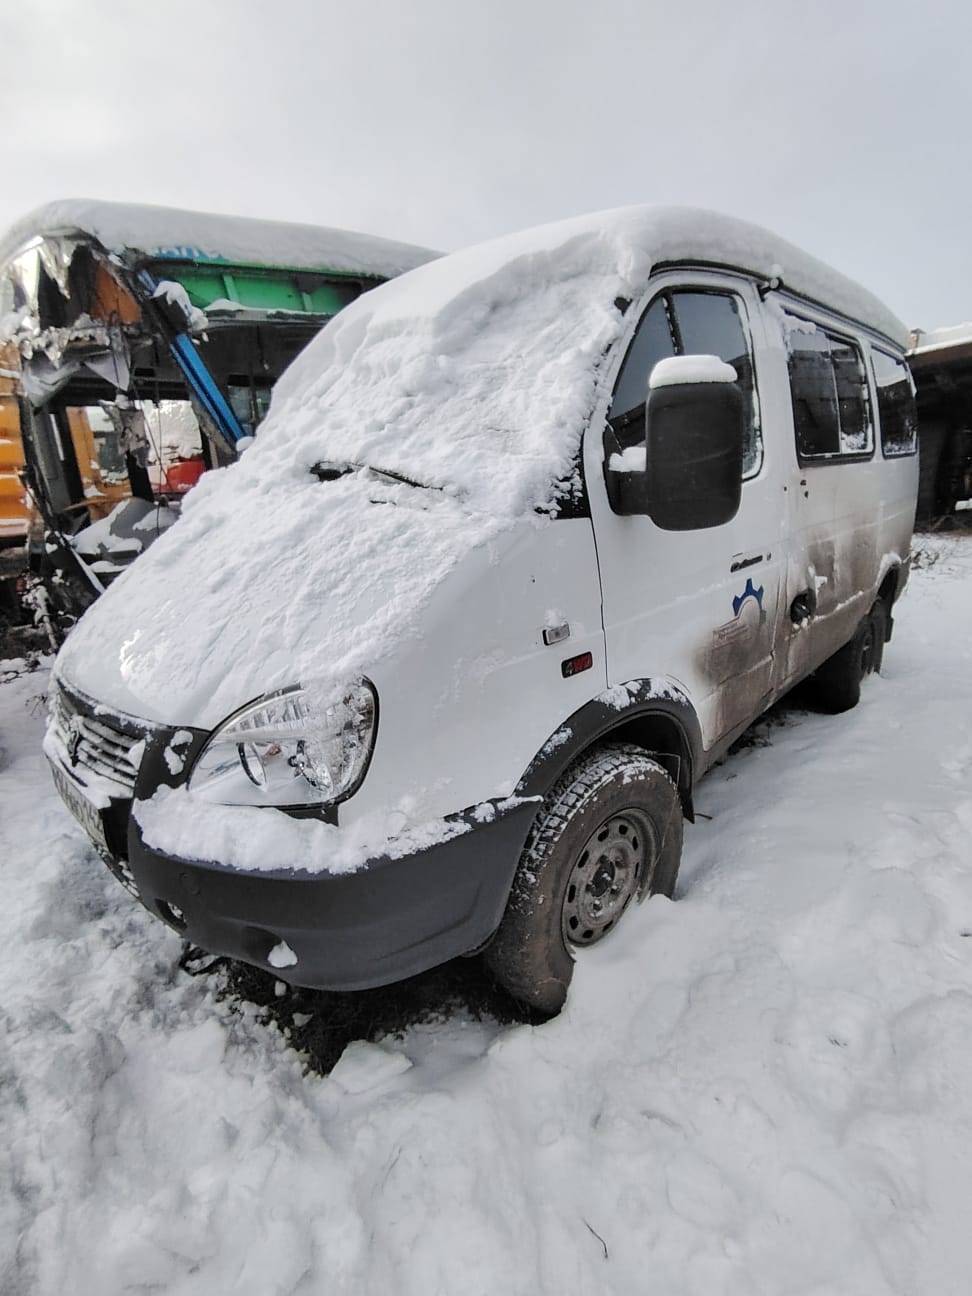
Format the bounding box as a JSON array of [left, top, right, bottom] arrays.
[[0, 198, 439, 279], [6, 539, 972, 1294], [55, 205, 906, 730]]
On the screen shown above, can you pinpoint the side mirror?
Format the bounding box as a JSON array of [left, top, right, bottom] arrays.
[[605, 355, 745, 530]]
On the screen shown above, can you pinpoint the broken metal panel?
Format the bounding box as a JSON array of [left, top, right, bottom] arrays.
[[36, 235, 78, 298], [2, 236, 137, 406]]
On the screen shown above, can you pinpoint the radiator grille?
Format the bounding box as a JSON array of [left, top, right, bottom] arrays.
[[50, 684, 144, 795]]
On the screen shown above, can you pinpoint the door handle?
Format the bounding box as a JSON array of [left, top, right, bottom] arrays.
[[730, 553, 764, 573]]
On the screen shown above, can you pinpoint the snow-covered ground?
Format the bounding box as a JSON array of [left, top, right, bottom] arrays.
[[3, 534, 972, 1296]]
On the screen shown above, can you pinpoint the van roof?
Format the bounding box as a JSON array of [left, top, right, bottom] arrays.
[[264, 204, 907, 521], [569, 204, 906, 346], [0, 199, 440, 281]]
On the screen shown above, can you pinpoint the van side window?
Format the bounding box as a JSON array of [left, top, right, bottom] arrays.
[[608, 288, 761, 474], [788, 328, 838, 455], [872, 349, 918, 457], [670, 291, 761, 475], [786, 318, 873, 461], [609, 297, 675, 446], [831, 338, 872, 454]]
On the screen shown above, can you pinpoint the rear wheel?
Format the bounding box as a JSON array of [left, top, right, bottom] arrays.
[[485, 744, 683, 1016], [812, 599, 887, 714]]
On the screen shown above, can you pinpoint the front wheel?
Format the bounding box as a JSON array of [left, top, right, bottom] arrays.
[[485, 744, 683, 1016]]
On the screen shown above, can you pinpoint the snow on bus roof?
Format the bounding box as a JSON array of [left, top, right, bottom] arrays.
[[0, 199, 440, 280]]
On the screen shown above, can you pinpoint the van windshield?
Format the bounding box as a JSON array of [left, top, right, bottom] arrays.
[[261, 219, 647, 522]]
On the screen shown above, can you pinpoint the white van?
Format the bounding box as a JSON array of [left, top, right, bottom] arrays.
[[43, 206, 918, 1015]]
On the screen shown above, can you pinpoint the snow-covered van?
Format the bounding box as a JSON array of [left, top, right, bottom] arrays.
[[43, 207, 918, 1014]]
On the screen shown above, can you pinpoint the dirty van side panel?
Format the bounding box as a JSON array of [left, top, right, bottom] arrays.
[[768, 297, 908, 691], [781, 459, 882, 687], [876, 455, 918, 588]]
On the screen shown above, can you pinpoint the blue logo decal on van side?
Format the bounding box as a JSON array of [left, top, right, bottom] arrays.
[[732, 578, 764, 618]]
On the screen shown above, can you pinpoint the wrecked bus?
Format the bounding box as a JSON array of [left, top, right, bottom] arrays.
[[0, 201, 437, 637]]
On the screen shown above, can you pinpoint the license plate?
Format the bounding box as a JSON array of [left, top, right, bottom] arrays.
[[50, 760, 109, 853]]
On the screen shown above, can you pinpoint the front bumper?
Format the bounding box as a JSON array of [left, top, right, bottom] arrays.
[[128, 801, 536, 991], [46, 675, 537, 990]]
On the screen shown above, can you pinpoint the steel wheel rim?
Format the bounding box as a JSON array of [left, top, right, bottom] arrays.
[[561, 809, 656, 947]]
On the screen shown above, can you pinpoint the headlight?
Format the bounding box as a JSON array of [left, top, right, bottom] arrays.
[[187, 682, 377, 808]]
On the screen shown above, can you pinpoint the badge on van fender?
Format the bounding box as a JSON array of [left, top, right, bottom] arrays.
[[704, 579, 767, 683], [732, 577, 764, 618]]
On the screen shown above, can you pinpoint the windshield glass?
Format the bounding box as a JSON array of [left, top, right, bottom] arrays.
[[262, 216, 646, 520]]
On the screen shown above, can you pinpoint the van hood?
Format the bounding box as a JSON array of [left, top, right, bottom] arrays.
[[55, 464, 496, 729]]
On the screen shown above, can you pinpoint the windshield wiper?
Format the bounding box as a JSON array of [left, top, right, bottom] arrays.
[[309, 461, 354, 482], [309, 461, 441, 492]]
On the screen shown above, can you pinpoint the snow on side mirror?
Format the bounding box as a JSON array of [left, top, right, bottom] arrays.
[[603, 355, 745, 523], [641, 354, 744, 531]]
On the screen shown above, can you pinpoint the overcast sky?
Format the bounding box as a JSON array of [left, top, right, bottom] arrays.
[[1, 0, 968, 328]]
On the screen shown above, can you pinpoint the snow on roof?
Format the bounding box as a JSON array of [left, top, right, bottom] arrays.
[[56, 204, 907, 731], [0, 199, 440, 280], [267, 203, 908, 513], [909, 321, 972, 357]]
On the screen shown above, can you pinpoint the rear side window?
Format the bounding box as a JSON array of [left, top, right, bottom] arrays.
[[609, 288, 762, 475], [831, 338, 870, 453], [872, 349, 917, 457], [785, 316, 873, 461]]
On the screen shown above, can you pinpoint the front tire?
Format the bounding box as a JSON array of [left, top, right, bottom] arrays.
[[485, 744, 683, 1016]]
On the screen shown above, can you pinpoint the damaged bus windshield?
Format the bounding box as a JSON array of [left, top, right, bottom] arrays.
[[0, 201, 436, 637]]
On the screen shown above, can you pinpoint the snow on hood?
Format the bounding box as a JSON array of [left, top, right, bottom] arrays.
[[55, 204, 906, 728], [0, 198, 439, 280]]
